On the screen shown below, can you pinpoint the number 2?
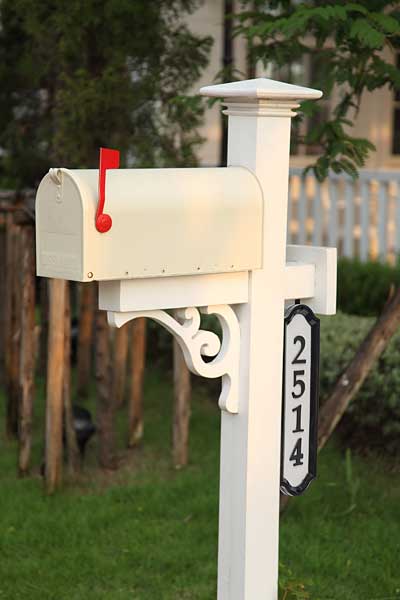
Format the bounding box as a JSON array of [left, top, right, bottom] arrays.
[[292, 335, 306, 364]]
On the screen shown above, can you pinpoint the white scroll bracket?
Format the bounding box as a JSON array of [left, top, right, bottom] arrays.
[[108, 304, 240, 414]]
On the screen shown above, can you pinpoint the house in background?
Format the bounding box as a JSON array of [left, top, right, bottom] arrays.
[[188, 1, 400, 263]]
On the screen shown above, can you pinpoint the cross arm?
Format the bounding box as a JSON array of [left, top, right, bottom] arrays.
[[285, 245, 337, 315]]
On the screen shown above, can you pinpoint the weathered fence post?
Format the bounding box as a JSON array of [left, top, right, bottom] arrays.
[[63, 283, 80, 475], [114, 324, 129, 408], [45, 278, 66, 493], [18, 225, 36, 476], [128, 318, 146, 447], [77, 282, 96, 398], [0, 218, 6, 385], [95, 308, 117, 469], [38, 277, 49, 377], [5, 214, 21, 438], [172, 337, 191, 468]]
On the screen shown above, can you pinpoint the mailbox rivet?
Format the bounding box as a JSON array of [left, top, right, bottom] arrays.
[[87, 272, 93, 279]]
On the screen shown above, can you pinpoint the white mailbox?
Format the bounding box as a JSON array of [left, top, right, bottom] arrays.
[[36, 166, 263, 282], [35, 77, 337, 600]]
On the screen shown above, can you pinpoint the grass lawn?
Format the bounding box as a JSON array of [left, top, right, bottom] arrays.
[[0, 371, 399, 599]]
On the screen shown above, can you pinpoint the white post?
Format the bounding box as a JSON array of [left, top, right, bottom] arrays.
[[201, 79, 322, 600]]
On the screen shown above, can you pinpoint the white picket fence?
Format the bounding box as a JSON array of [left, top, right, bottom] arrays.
[[288, 168, 400, 263]]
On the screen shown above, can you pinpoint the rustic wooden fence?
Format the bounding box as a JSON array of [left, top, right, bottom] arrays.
[[1, 196, 191, 492], [5, 170, 399, 490], [288, 168, 400, 263]]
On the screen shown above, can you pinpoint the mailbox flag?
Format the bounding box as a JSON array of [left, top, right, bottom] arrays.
[[96, 147, 120, 233]]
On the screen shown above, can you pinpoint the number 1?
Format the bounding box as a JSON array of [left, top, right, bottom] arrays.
[[292, 405, 304, 433]]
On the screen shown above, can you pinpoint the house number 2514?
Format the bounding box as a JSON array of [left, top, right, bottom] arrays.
[[281, 304, 320, 496]]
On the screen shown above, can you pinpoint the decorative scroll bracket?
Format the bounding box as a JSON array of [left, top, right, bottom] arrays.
[[108, 305, 240, 414]]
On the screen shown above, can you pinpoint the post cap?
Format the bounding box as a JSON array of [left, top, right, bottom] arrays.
[[200, 77, 322, 101]]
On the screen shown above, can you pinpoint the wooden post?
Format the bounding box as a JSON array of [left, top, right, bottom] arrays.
[[45, 278, 66, 493], [5, 215, 21, 438], [38, 277, 49, 377], [128, 318, 146, 448], [63, 282, 80, 474], [77, 282, 96, 398], [0, 223, 6, 385], [95, 308, 117, 469], [113, 324, 129, 408], [4, 213, 14, 435], [18, 226, 36, 476], [172, 337, 191, 468]]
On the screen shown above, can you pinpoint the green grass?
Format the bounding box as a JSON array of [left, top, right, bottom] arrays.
[[1, 371, 400, 599]]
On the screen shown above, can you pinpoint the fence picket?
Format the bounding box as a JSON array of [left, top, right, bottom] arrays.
[[360, 180, 370, 262], [378, 181, 388, 260], [312, 182, 322, 246], [287, 175, 294, 243], [297, 177, 307, 245], [395, 182, 400, 259], [328, 179, 337, 248], [344, 181, 354, 258], [289, 170, 400, 263]]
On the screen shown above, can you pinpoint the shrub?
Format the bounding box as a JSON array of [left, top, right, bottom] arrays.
[[146, 306, 400, 457], [320, 312, 400, 457], [337, 258, 400, 316]]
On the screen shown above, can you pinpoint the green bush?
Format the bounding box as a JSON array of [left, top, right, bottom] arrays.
[[337, 257, 400, 316], [146, 305, 400, 457], [320, 312, 400, 457]]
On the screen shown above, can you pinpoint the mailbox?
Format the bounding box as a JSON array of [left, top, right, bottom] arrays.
[[35, 166, 263, 282], [35, 77, 337, 600]]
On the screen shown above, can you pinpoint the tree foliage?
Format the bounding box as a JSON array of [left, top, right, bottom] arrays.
[[0, 0, 212, 187], [237, 1, 400, 179]]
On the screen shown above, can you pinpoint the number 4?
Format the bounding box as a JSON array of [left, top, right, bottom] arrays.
[[289, 438, 304, 467]]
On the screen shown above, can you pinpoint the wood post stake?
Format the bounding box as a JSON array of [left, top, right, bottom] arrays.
[[45, 278, 66, 493]]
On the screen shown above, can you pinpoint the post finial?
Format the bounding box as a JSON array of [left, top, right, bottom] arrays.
[[200, 77, 322, 101], [200, 78, 322, 118]]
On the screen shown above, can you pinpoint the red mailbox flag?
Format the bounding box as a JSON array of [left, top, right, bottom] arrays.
[[96, 147, 120, 233]]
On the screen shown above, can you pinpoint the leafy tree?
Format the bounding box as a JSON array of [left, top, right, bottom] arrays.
[[237, 1, 400, 179], [0, 0, 212, 187]]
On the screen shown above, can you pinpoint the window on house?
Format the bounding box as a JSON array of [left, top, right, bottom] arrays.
[[392, 53, 400, 155]]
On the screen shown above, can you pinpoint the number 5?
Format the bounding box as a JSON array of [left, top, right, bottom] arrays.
[[292, 370, 305, 399]]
